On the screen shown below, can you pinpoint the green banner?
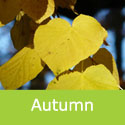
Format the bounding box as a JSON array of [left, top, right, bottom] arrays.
[[0, 91, 124, 125]]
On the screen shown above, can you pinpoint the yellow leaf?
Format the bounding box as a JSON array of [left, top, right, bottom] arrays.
[[0, 21, 4, 27], [0, 46, 44, 90], [47, 65, 119, 90], [0, 0, 54, 25], [11, 14, 51, 50], [54, 0, 77, 10], [74, 48, 119, 84], [34, 14, 107, 76], [11, 15, 32, 50], [21, 0, 55, 24], [74, 57, 93, 72], [16, 11, 25, 21], [93, 48, 119, 84], [0, 0, 21, 24]]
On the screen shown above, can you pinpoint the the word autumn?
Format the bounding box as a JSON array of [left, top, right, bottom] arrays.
[[31, 98, 94, 112]]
